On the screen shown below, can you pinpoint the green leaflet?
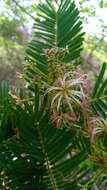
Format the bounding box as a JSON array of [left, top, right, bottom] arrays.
[[92, 63, 107, 119]]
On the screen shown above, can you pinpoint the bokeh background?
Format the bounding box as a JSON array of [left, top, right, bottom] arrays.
[[0, 0, 107, 85]]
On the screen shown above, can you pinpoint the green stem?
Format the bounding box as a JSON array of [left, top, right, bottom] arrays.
[[91, 95, 107, 102], [37, 127, 57, 190]]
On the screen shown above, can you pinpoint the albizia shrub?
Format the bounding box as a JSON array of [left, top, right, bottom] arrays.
[[0, 0, 107, 189]]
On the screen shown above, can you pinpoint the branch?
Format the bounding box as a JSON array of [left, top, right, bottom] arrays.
[[12, 0, 35, 20]]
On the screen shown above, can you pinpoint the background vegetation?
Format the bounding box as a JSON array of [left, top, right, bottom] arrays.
[[0, 0, 107, 189], [0, 0, 107, 85]]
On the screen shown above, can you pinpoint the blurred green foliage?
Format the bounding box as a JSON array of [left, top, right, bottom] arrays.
[[0, 0, 107, 84]]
